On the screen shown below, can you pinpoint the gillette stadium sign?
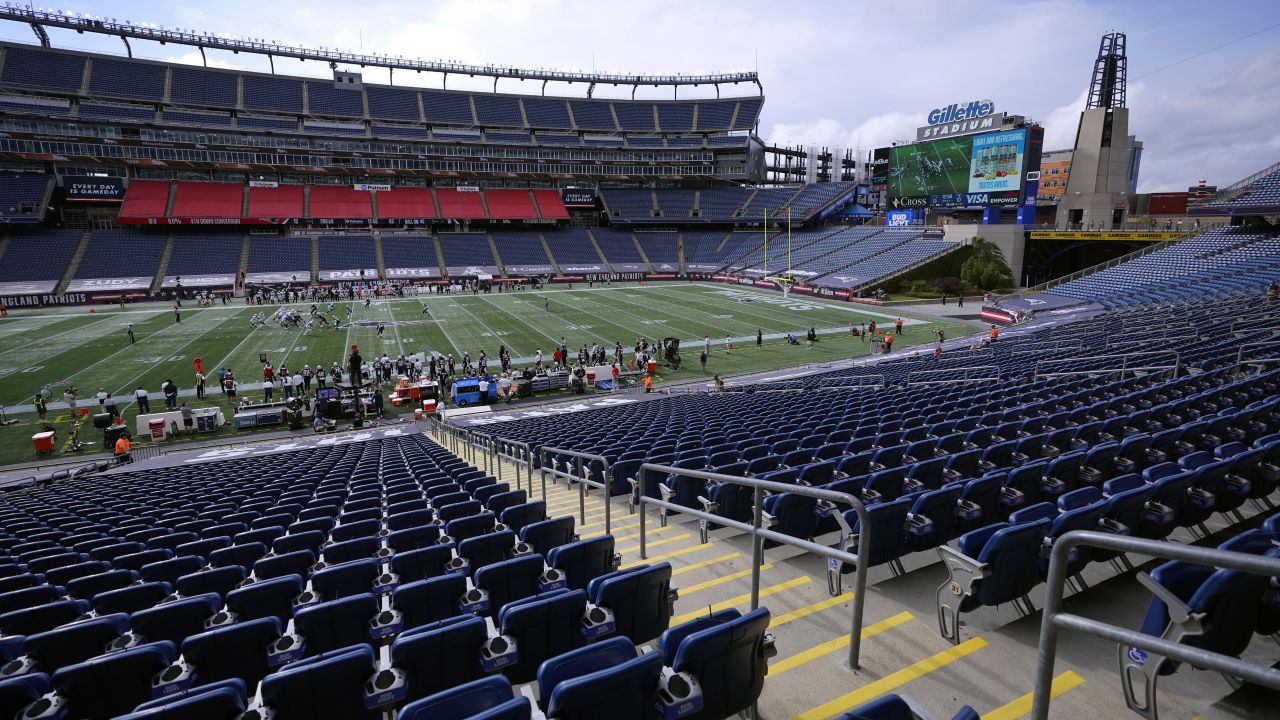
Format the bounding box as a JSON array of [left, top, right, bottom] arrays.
[[917, 100, 1004, 141]]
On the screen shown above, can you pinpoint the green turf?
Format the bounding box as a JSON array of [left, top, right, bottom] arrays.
[[0, 282, 973, 468]]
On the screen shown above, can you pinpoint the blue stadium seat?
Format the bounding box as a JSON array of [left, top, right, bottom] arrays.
[[547, 536, 619, 591], [586, 562, 676, 643], [256, 644, 383, 720], [936, 519, 1051, 644], [657, 607, 774, 720], [501, 589, 589, 682], [397, 675, 530, 720], [181, 617, 282, 691], [116, 678, 248, 719], [391, 615, 489, 701], [48, 641, 177, 720], [538, 636, 663, 720]]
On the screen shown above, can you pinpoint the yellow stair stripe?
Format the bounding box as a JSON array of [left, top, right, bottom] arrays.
[[771, 612, 913, 675], [981, 671, 1085, 720], [772, 592, 853, 628], [671, 553, 741, 576], [680, 564, 774, 596], [791, 638, 988, 720], [617, 534, 690, 555], [671, 576, 811, 625], [621, 542, 713, 569]]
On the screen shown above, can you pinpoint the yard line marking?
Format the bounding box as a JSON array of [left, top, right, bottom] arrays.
[[771, 612, 914, 675], [449, 297, 530, 357], [616, 534, 690, 555], [981, 671, 1085, 720], [621, 542, 713, 568], [108, 309, 246, 409], [772, 592, 853, 628], [791, 638, 989, 720], [472, 294, 564, 353], [678, 563, 774, 596], [67, 308, 225, 388], [671, 552, 741, 576], [671, 576, 810, 625], [0, 314, 121, 356]]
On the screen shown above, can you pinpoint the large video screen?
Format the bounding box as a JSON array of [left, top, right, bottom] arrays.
[[888, 128, 1027, 204]]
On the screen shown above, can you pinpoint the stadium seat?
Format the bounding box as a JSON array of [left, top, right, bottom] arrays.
[[936, 519, 1051, 644], [397, 675, 530, 720], [538, 636, 663, 720]]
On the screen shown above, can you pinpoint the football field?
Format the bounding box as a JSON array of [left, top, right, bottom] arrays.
[[0, 282, 973, 466]]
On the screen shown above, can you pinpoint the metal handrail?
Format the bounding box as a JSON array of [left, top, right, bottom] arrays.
[[1030, 530, 1280, 719], [635, 463, 873, 669], [488, 436, 538, 501], [539, 446, 612, 534], [1034, 351, 1182, 380], [1235, 341, 1280, 366], [906, 365, 1001, 386]]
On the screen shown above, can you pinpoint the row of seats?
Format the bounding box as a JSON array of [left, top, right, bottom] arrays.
[[0, 430, 780, 720], [1, 44, 763, 133]]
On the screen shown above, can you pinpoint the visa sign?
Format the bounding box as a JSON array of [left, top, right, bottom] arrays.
[[927, 100, 995, 126]]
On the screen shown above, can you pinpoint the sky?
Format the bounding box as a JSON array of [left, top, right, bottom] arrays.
[[4, 0, 1278, 192]]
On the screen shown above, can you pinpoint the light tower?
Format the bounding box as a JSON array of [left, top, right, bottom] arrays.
[[1056, 32, 1143, 230]]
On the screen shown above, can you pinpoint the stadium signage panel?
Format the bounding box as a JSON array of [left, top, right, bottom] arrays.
[[890, 197, 929, 209], [248, 180, 279, 188], [66, 277, 153, 292], [927, 100, 995, 125], [384, 267, 439, 278], [886, 210, 914, 226], [560, 189, 597, 207], [118, 216, 288, 226], [353, 183, 391, 191], [64, 175, 125, 201], [1028, 231, 1181, 242], [0, 292, 87, 306]]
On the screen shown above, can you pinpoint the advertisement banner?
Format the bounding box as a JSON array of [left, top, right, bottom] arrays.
[[968, 130, 1026, 193], [886, 210, 914, 226], [353, 183, 391, 192], [384, 267, 440, 279], [0, 280, 58, 295], [66, 277, 153, 292], [560, 189, 597, 207], [1028, 231, 1180, 242], [0, 292, 88, 307], [117, 216, 287, 226], [64, 175, 125, 202], [162, 275, 235, 288], [870, 148, 890, 188]]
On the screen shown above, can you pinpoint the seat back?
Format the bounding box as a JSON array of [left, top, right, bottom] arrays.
[[129, 593, 221, 646], [459, 531, 517, 575], [182, 617, 282, 691], [294, 593, 379, 655], [259, 644, 380, 720], [391, 546, 454, 585], [391, 615, 489, 700], [498, 502, 546, 535], [474, 554, 546, 614], [23, 614, 130, 675], [395, 574, 468, 631], [50, 641, 177, 720], [397, 675, 529, 720], [548, 536, 616, 591], [546, 647, 662, 720], [226, 574, 305, 624], [499, 589, 588, 683], [519, 517, 576, 557], [671, 607, 772, 720], [588, 562, 673, 643], [115, 678, 248, 719]]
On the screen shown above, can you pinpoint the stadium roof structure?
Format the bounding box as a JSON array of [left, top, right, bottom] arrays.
[[0, 6, 761, 97]]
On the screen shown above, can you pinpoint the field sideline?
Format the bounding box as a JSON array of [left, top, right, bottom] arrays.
[[0, 283, 973, 466]]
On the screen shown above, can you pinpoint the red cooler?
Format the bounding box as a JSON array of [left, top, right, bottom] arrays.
[[148, 418, 167, 439], [32, 431, 55, 453], [586, 369, 596, 385], [647, 360, 657, 374], [422, 399, 438, 415]]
